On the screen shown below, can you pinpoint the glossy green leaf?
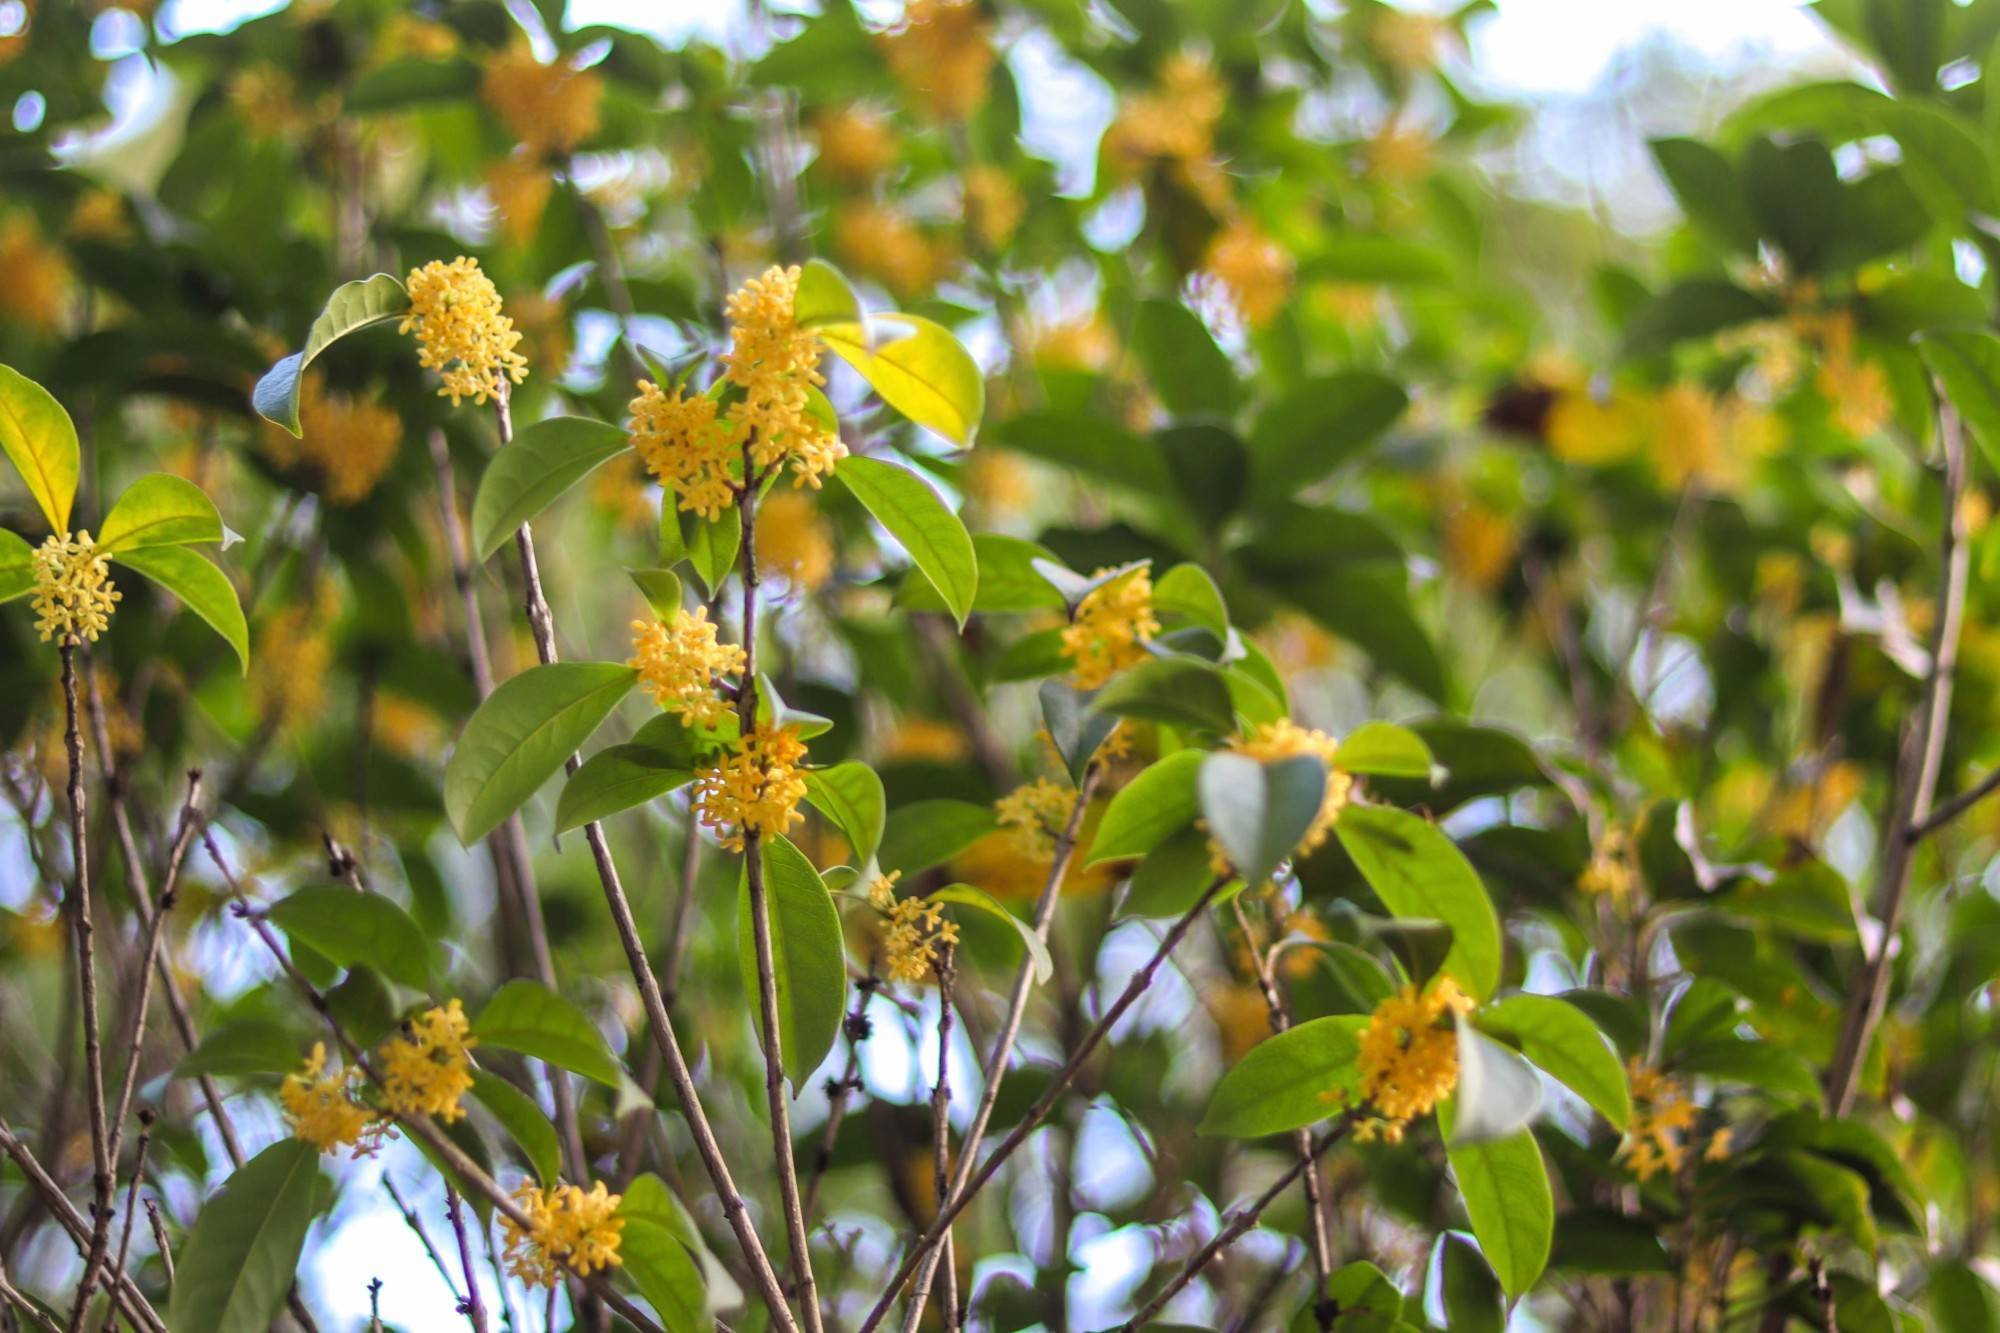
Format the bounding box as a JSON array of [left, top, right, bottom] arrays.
[[174, 1020, 301, 1079], [444, 662, 638, 842], [1089, 749, 1205, 866], [253, 274, 412, 435], [1039, 678, 1119, 782], [0, 362, 79, 535], [470, 1069, 560, 1186], [1451, 1023, 1544, 1144], [619, 1174, 710, 1332], [1649, 137, 1758, 253], [1153, 563, 1229, 636], [1336, 722, 1434, 779], [738, 835, 847, 1084], [683, 505, 741, 597], [555, 744, 692, 833], [794, 258, 861, 328], [1478, 993, 1629, 1129], [879, 799, 998, 878], [1921, 331, 2000, 475], [113, 545, 249, 674], [344, 56, 480, 112], [627, 568, 684, 619], [0, 528, 33, 603], [1199, 1014, 1366, 1137], [97, 474, 224, 553], [166, 1140, 324, 1333], [472, 979, 622, 1088], [1248, 372, 1406, 497], [836, 455, 977, 626], [899, 532, 1065, 614], [819, 312, 984, 445], [1335, 806, 1501, 1001], [1438, 1100, 1552, 1299], [1438, 1231, 1504, 1333], [803, 762, 886, 862], [1090, 656, 1235, 734], [930, 883, 1053, 983], [1129, 298, 1236, 420], [471, 417, 633, 561], [266, 885, 434, 993], [1200, 751, 1327, 889]]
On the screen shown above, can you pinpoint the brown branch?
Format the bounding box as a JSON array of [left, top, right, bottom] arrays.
[[0, 1118, 166, 1333], [1907, 764, 2000, 842], [0, 1245, 59, 1333], [446, 1188, 491, 1333], [105, 1111, 154, 1330], [382, 1175, 463, 1310], [802, 986, 873, 1230], [901, 950, 960, 1333], [141, 1200, 171, 1290]]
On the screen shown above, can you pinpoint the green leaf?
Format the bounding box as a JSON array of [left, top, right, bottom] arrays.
[[113, 545, 249, 674], [1199, 1014, 1367, 1137], [1123, 824, 1223, 919], [1619, 279, 1777, 359], [266, 886, 434, 994], [803, 762, 887, 863], [627, 568, 684, 620], [683, 505, 740, 598], [1153, 563, 1229, 636], [1438, 1100, 1553, 1299], [1336, 722, 1434, 779], [473, 979, 622, 1088], [619, 1175, 710, 1332], [1438, 1232, 1504, 1333], [0, 528, 33, 603], [1200, 751, 1327, 889], [794, 258, 861, 329], [174, 1020, 301, 1079], [1548, 1210, 1673, 1275], [836, 456, 977, 626], [1089, 749, 1205, 866], [739, 835, 848, 1085], [819, 313, 984, 446], [1745, 137, 1842, 274], [444, 662, 639, 842], [0, 363, 79, 535], [1921, 331, 2000, 475], [555, 744, 692, 833], [470, 1069, 560, 1186], [879, 799, 1000, 878], [344, 56, 480, 112], [986, 413, 1171, 496], [1129, 298, 1236, 420], [96, 474, 224, 553], [1248, 372, 1406, 498], [1649, 138, 1758, 253], [470, 417, 633, 561], [899, 533, 1065, 614], [1090, 656, 1235, 734], [1477, 994, 1629, 1130], [166, 1140, 324, 1333], [1451, 1024, 1544, 1144], [930, 883, 1054, 983], [1334, 806, 1502, 1001], [253, 274, 412, 435], [1039, 679, 1119, 782]]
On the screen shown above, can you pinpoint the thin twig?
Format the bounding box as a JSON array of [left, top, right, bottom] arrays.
[[446, 1188, 491, 1333], [0, 1118, 166, 1333], [1907, 765, 2000, 842], [142, 1200, 172, 1288], [904, 950, 960, 1333], [105, 1111, 154, 1328], [802, 986, 874, 1229], [0, 1245, 59, 1333], [383, 1175, 464, 1307]]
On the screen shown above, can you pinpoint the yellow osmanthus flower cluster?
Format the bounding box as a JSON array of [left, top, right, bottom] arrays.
[[0, 214, 72, 331], [756, 490, 836, 590], [1104, 54, 1230, 211], [880, 0, 996, 121], [693, 723, 810, 851], [377, 1000, 477, 1123], [502, 1180, 625, 1288], [401, 257, 529, 407], [260, 372, 403, 504], [881, 894, 961, 985], [252, 600, 333, 732], [480, 45, 603, 156], [68, 190, 129, 242], [628, 607, 745, 727], [227, 65, 325, 140], [1225, 719, 1354, 861], [373, 13, 458, 63], [880, 716, 970, 764], [281, 1043, 380, 1157], [1355, 977, 1474, 1143], [1202, 217, 1293, 330], [1619, 1060, 1700, 1182], [995, 777, 1078, 861], [1363, 122, 1435, 185], [1544, 371, 1778, 492], [485, 155, 554, 245], [1061, 566, 1160, 689], [1791, 306, 1892, 438], [834, 202, 949, 298], [813, 105, 901, 185], [31, 532, 120, 645], [1367, 8, 1450, 71], [963, 165, 1025, 250], [628, 381, 740, 520], [867, 869, 902, 909], [1578, 827, 1635, 902]]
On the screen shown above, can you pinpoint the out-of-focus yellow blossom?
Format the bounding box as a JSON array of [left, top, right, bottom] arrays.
[[867, 870, 902, 910], [1368, 7, 1450, 71], [377, 1000, 477, 1123], [756, 490, 836, 590], [373, 13, 458, 63], [1279, 910, 1331, 982], [1061, 566, 1159, 689], [502, 1180, 624, 1288], [1546, 383, 1651, 465], [834, 201, 947, 298], [1704, 1127, 1734, 1162], [1578, 826, 1634, 902], [228, 65, 314, 139], [1259, 613, 1339, 674], [1754, 552, 1806, 618], [629, 381, 742, 521], [591, 451, 654, 530], [1443, 500, 1516, 591], [1795, 307, 1891, 437], [281, 1043, 379, 1157], [264, 372, 403, 504], [371, 692, 443, 761], [964, 165, 1025, 249], [724, 265, 848, 486], [1619, 1061, 1698, 1182], [1647, 383, 1780, 491], [629, 608, 744, 727], [1316, 282, 1380, 330], [996, 778, 1077, 861], [480, 45, 602, 157], [1961, 489, 1993, 537], [1208, 983, 1273, 1062], [813, 105, 900, 184], [881, 716, 970, 764], [1362, 123, 1434, 184], [401, 257, 529, 407], [1202, 217, 1292, 330], [1769, 760, 1863, 842], [880, 0, 995, 121], [964, 446, 1032, 517], [508, 290, 572, 380], [251, 599, 332, 732], [1355, 976, 1473, 1142], [882, 894, 961, 985], [1025, 316, 1119, 373], [0, 214, 72, 331], [1103, 54, 1230, 211], [951, 818, 1119, 900], [31, 533, 119, 645], [6, 911, 64, 959], [694, 723, 809, 851], [485, 156, 553, 245], [68, 190, 128, 242], [1225, 719, 1353, 861]]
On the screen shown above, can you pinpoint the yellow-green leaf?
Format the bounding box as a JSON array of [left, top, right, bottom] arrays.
[[0, 362, 79, 535], [819, 313, 984, 446], [113, 544, 249, 674], [97, 473, 224, 553]]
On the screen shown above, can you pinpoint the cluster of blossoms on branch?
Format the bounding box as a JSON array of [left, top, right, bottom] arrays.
[[401, 256, 530, 407], [278, 1000, 476, 1155], [29, 531, 119, 645], [628, 606, 745, 728], [1060, 565, 1160, 689], [1354, 976, 1475, 1144], [501, 1180, 626, 1289]]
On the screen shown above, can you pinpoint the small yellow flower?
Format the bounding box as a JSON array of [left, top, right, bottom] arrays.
[[228, 65, 317, 140], [251, 600, 333, 733], [31, 532, 120, 646], [1202, 217, 1292, 329], [400, 257, 529, 407], [68, 190, 129, 242], [1024, 316, 1118, 374], [0, 214, 72, 331], [880, 716, 970, 764], [377, 1000, 477, 1124], [1443, 500, 1516, 592], [963, 165, 1024, 250], [509, 290, 573, 380], [867, 869, 902, 910], [1061, 566, 1159, 689], [881, 895, 961, 985], [813, 105, 901, 184], [880, 0, 996, 121], [995, 778, 1077, 862], [1368, 8, 1449, 71], [280, 1043, 381, 1157], [833, 201, 948, 301], [1578, 827, 1634, 902], [263, 372, 403, 504], [1619, 1060, 1699, 1182], [485, 155, 554, 246], [628, 607, 745, 727], [1103, 54, 1230, 211], [1704, 1127, 1734, 1162], [693, 723, 810, 851], [1363, 122, 1434, 184], [1793, 307, 1890, 437], [628, 379, 744, 521], [723, 265, 848, 487], [480, 45, 603, 157], [756, 490, 836, 590], [1356, 977, 1474, 1141], [964, 448, 1032, 517], [501, 1180, 625, 1288], [1222, 720, 1354, 863], [373, 13, 458, 63]]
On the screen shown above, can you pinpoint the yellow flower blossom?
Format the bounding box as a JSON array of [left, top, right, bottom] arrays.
[[1061, 566, 1159, 689], [756, 490, 836, 590], [281, 1043, 380, 1157], [1578, 827, 1634, 902], [882, 895, 961, 985], [485, 155, 553, 245], [1619, 1060, 1699, 1182], [880, 716, 970, 764], [1224, 719, 1354, 862], [251, 601, 332, 733], [723, 265, 848, 486], [262, 372, 403, 504], [1202, 217, 1292, 329], [964, 448, 1032, 516], [693, 723, 810, 851], [1796, 307, 1891, 437], [1317, 282, 1380, 329], [1103, 54, 1230, 211], [480, 45, 603, 156], [31, 532, 120, 645], [813, 105, 900, 185], [377, 1000, 477, 1123], [400, 257, 529, 407], [68, 190, 128, 242], [502, 1180, 625, 1288], [1443, 500, 1516, 592], [1368, 8, 1449, 71], [1363, 123, 1434, 184], [373, 13, 458, 63], [880, 0, 996, 121], [0, 214, 72, 331], [995, 778, 1078, 861], [228, 65, 318, 139], [1546, 383, 1651, 465], [628, 379, 744, 521], [628, 607, 745, 727], [1356, 977, 1474, 1142], [868, 869, 902, 910], [1025, 316, 1118, 373], [508, 290, 572, 380], [964, 165, 1024, 250], [834, 201, 948, 298]]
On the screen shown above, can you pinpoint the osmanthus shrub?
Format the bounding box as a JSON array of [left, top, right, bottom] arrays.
[[6, 1, 2000, 1332]]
